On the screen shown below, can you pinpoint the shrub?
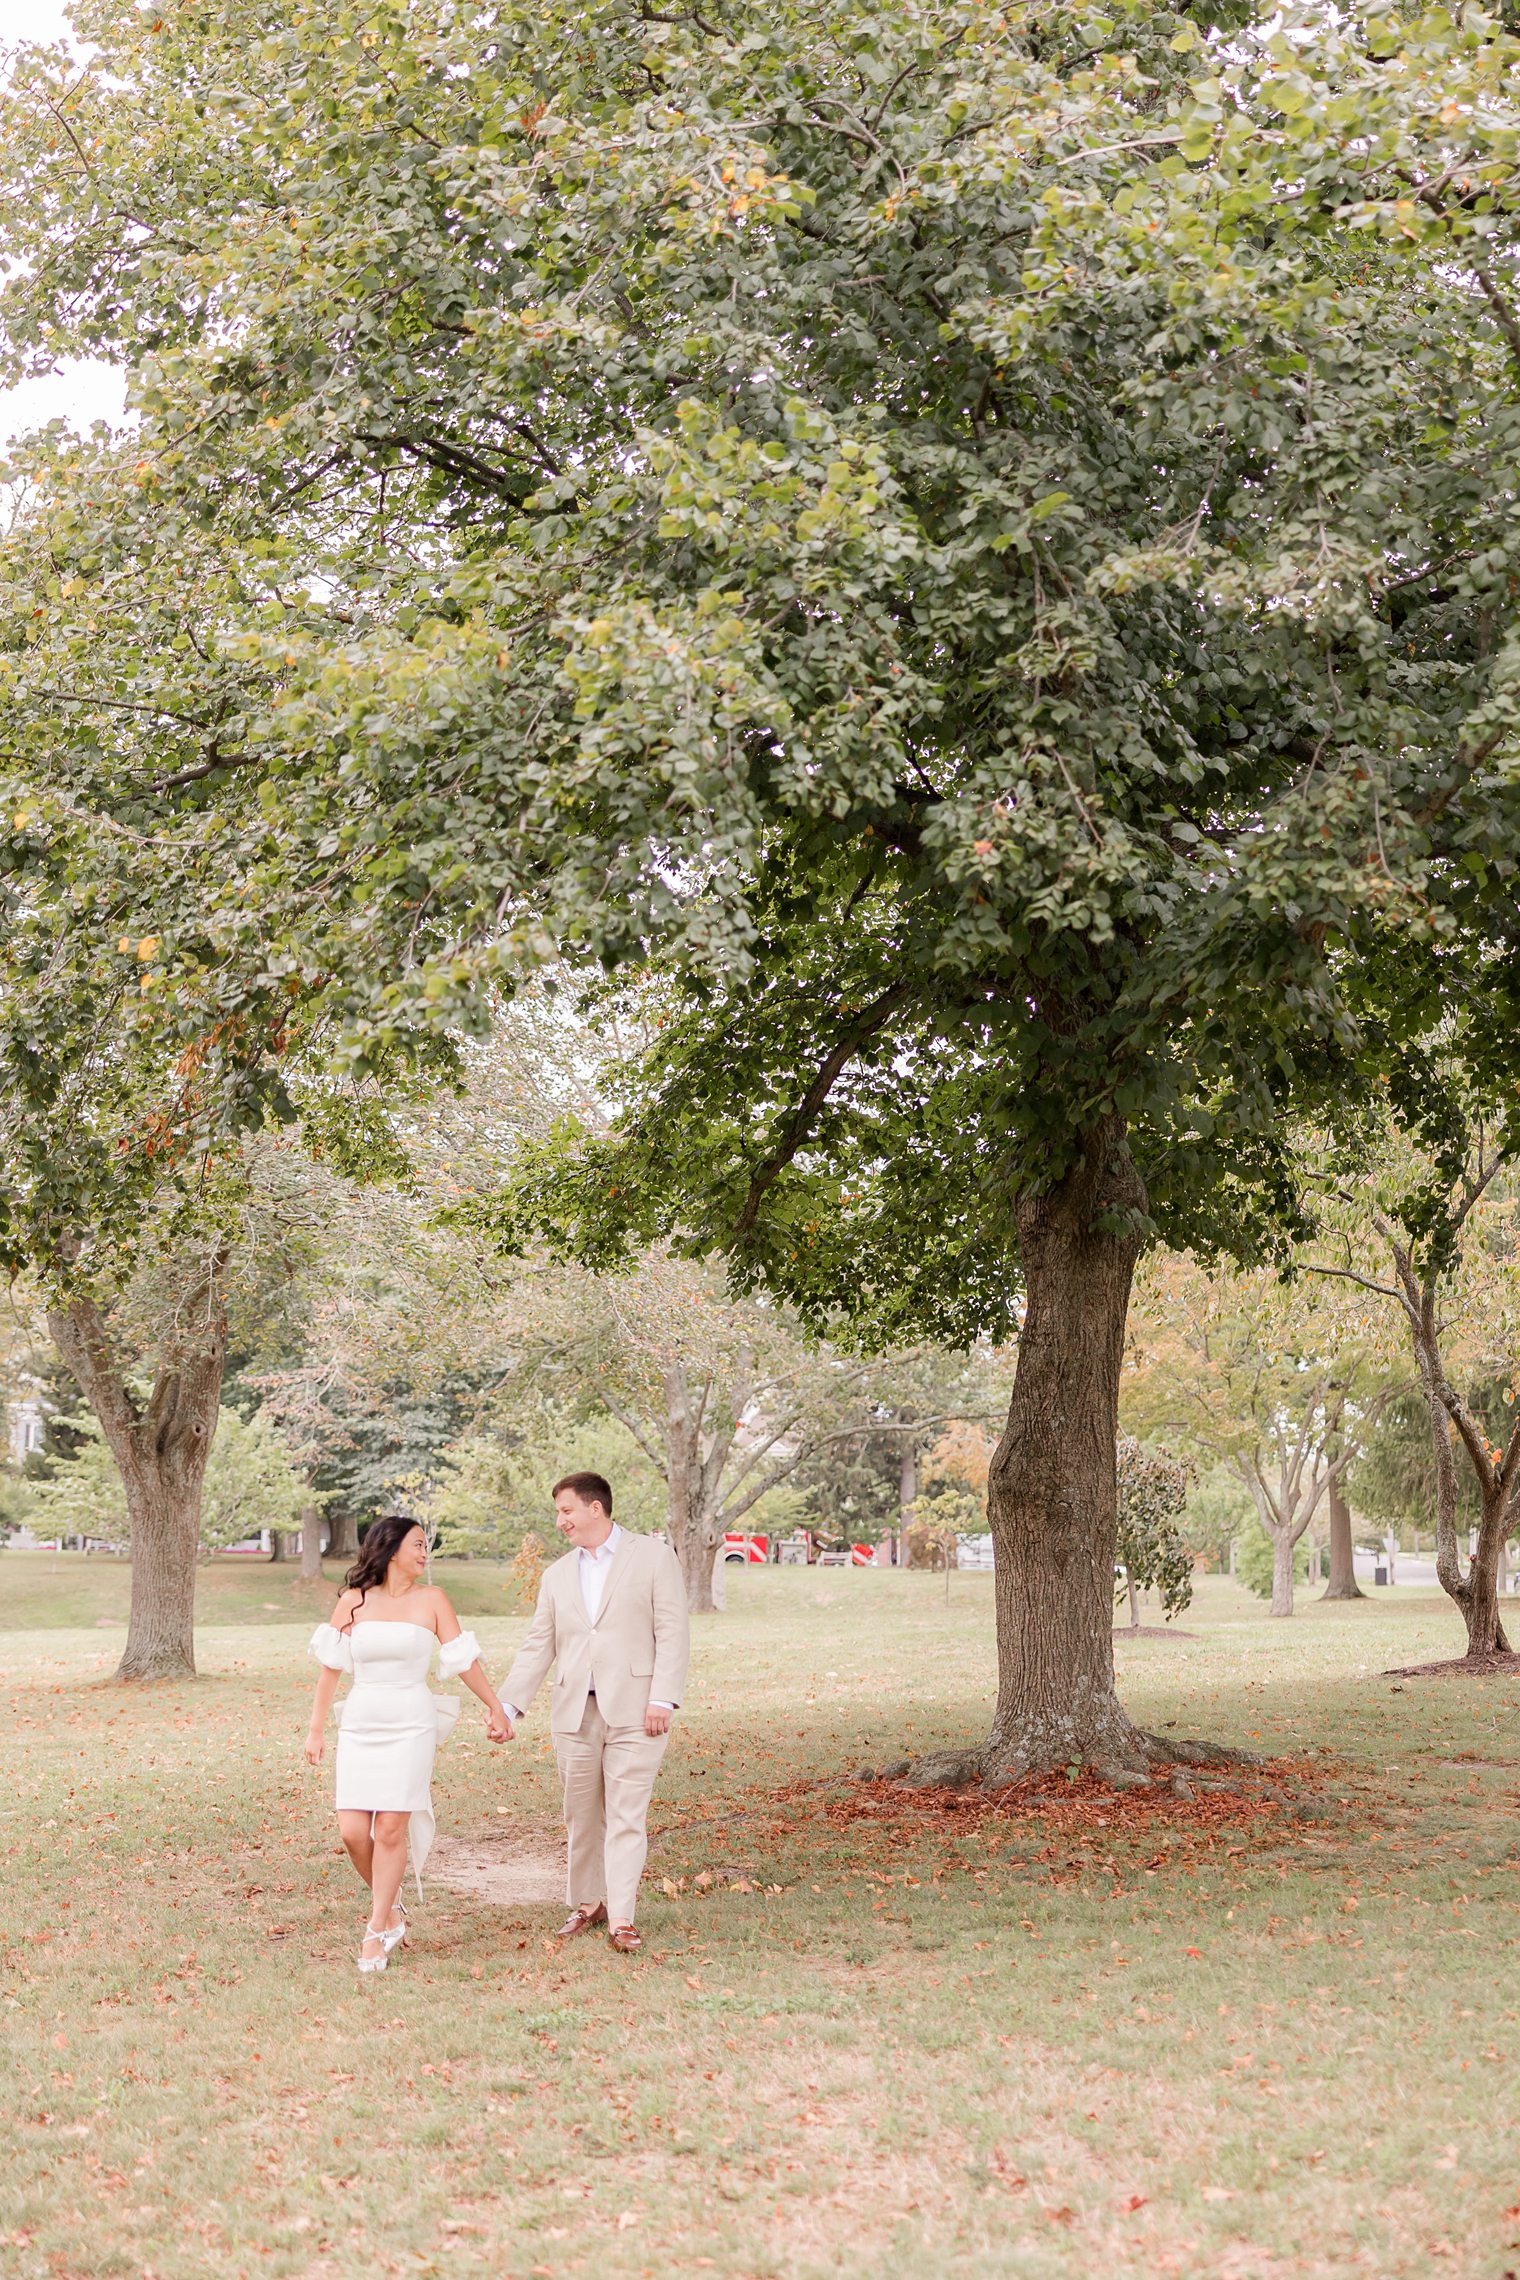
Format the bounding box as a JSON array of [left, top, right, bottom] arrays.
[[1235, 1525, 1309, 1600]]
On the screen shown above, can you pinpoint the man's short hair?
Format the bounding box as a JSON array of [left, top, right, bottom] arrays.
[[552, 1470, 614, 1516]]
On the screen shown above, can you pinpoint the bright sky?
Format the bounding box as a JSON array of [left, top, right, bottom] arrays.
[[0, 0, 129, 444]]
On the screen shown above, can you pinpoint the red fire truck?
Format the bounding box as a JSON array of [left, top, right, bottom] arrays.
[[722, 1531, 770, 1564], [722, 1531, 878, 1566]]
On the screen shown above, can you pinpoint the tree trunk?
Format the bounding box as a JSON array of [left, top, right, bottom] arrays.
[[674, 1520, 723, 1613], [49, 1283, 226, 1683], [983, 1119, 1149, 1784], [899, 1442, 917, 1567], [268, 1528, 286, 1563], [300, 1504, 323, 1582], [1417, 1336, 1512, 1656], [326, 1508, 357, 1562], [113, 1454, 204, 1681], [1322, 1472, 1363, 1600], [1126, 1574, 1139, 1631], [1270, 1531, 1295, 1617], [662, 1365, 726, 1614], [1464, 1485, 1511, 1656]]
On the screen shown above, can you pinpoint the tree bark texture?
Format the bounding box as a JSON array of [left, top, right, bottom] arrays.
[[983, 1119, 1149, 1783], [1366, 1215, 1516, 1655], [49, 1281, 227, 1683], [898, 1442, 917, 1566], [1323, 1473, 1363, 1600], [673, 1529, 724, 1613], [300, 1504, 323, 1582], [1270, 1531, 1296, 1618], [662, 1364, 727, 1614], [325, 1508, 357, 1562], [1414, 1309, 1512, 1657], [1465, 1484, 1511, 1656]]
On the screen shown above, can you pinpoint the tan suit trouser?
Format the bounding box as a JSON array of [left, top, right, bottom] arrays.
[[554, 1697, 669, 1929]]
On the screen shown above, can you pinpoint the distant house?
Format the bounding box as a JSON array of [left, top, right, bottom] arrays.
[[7, 1390, 46, 1468]]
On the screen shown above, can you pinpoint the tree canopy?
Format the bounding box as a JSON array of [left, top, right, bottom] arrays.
[[5, 0, 1520, 1294], [7, 0, 1520, 1742]]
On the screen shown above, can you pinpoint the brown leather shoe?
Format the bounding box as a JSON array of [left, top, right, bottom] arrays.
[[608, 1923, 643, 1954], [556, 1903, 608, 1938]]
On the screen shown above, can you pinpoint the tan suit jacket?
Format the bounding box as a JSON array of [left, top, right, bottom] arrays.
[[501, 1531, 691, 1738]]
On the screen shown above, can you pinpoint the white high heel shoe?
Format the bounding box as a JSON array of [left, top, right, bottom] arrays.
[[357, 1920, 390, 1975], [381, 1901, 409, 1957]]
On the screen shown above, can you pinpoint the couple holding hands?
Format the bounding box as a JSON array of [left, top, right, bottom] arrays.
[[305, 1472, 691, 1971]]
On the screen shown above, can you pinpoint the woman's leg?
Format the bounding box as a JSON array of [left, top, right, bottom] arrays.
[[338, 1811, 376, 1891], [341, 1810, 407, 1940], [368, 1812, 411, 1936]]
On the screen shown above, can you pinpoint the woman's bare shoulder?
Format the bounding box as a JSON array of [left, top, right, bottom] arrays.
[[331, 1587, 363, 1632]]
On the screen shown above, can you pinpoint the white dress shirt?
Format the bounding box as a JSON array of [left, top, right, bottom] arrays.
[[501, 1522, 674, 1719], [578, 1523, 622, 1621]]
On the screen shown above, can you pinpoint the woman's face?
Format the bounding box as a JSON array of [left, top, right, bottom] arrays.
[[388, 1526, 429, 1586]]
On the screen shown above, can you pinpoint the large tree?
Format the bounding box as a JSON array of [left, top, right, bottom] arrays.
[[4, 0, 1520, 1758], [0, 714, 426, 1678], [45, 1242, 230, 1679]]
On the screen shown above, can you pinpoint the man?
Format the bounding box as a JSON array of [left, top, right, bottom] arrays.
[[498, 1471, 690, 1954]]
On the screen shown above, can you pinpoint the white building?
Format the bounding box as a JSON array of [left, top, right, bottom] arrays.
[[7, 1392, 45, 1468]]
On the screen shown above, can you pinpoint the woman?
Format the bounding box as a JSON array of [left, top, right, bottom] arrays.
[[305, 1513, 510, 1972]]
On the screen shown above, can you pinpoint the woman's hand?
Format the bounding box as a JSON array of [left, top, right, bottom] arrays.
[[304, 1726, 325, 1765], [485, 1706, 513, 1744]]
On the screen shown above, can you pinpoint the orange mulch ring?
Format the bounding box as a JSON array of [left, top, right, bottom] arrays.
[[788, 1761, 1327, 1842], [653, 1761, 1335, 1873], [654, 1763, 1344, 1897]]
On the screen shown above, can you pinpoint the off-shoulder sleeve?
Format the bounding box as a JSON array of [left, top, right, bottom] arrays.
[[308, 1622, 353, 1673], [437, 1629, 481, 1680]]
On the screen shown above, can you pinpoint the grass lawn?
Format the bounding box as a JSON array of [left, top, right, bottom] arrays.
[[0, 1550, 513, 1633], [6, 1561, 1520, 2279]]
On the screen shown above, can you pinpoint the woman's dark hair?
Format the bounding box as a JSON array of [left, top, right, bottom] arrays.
[[344, 1513, 427, 1609]]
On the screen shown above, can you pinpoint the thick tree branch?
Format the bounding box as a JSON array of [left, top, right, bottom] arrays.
[[733, 977, 914, 1236], [597, 1388, 668, 1474]]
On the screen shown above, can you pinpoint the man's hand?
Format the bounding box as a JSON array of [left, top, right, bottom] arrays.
[[486, 1707, 514, 1743], [644, 1705, 673, 1738]]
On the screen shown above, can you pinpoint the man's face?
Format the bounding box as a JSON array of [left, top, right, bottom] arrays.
[[555, 1488, 612, 1548]]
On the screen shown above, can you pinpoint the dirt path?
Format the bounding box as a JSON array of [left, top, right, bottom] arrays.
[[427, 1830, 565, 1906]]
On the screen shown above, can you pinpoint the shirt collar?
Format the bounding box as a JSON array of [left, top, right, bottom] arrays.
[[580, 1523, 621, 1564]]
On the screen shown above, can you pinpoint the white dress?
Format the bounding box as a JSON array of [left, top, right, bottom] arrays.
[[309, 1618, 481, 1886]]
